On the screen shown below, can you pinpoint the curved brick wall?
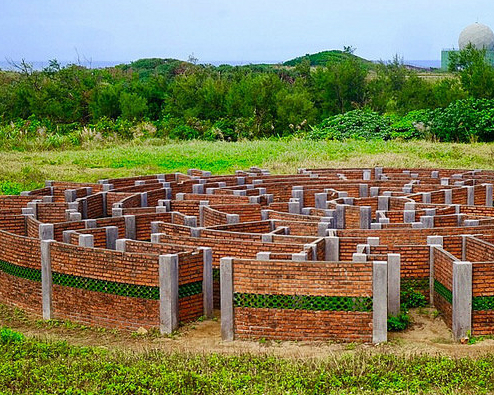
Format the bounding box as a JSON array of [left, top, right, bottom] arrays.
[[1, 167, 494, 342]]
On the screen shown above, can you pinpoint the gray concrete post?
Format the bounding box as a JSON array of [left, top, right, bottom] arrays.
[[106, 226, 118, 250], [62, 230, 76, 244], [363, 169, 371, 180], [373, 260, 387, 343], [292, 252, 307, 261], [314, 193, 327, 209], [150, 221, 161, 235], [115, 238, 128, 252], [427, 235, 443, 247], [335, 204, 345, 229], [39, 223, 54, 240], [292, 189, 304, 208], [184, 215, 197, 227], [288, 201, 301, 214], [256, 252, 271, 260], [370, 187, 379, 197], [69, 212, 82, 222], [325, 236, 339, 261], [483, 183, 493, 207], [140, 192, 148, 208], [79, 234, 94, 248], [64, 189, 77, 203], [431, 170, 439, 178], [199, 247, 213, 318], [378, 196, 389, 211], [420, 216, 434, 228], [84, 219, 97, 229], [192, 184, 204, 194], [41, 239, 53, 320], [375, 167, 383, 180], [466, 186, 475, 206], [220, 257, 234, 341], [444, 189, 452, 204], [226, 214, 239, 224], [360, 206, 372, 229], [359, 184, 369, 197], [387, 254, 401, 317], [101, 192, 108, 217], [452, 261, 472, 341], [124, 215, 136, 240], [261, 234, 273, 243], [159, 254, 179, 334], [352, 253, 367, 262], [26, 201, 38, 219], [403, 210, 415, 223], [151, 233, 161, 243]]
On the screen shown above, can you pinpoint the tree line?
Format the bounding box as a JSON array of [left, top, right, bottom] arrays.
[[0, 46, 493, 146]]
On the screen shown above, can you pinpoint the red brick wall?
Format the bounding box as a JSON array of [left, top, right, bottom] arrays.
[[232, 259, 373, 342], [433, 248, 454, 328]]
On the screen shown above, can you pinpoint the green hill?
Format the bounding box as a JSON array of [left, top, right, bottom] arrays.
[[283, 50, 373, 67]]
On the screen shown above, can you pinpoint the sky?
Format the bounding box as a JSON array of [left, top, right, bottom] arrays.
[[0, 0, 492, 64]]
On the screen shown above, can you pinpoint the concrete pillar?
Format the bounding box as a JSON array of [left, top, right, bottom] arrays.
[[431, 170, 439, 178], [102, 183, 113, 192], [84, 219, 97, 229], [191, 227, 203, 238], [370, 187, 379, 197], [325, 236, 339, 261], [352, 253, 367, 262], [367, 237, 379, 246], [373, 261, 388, 344], [359, 184, 369, 198], [249, 196, 261, 204], [124, 215, 136, 240], [360, 206, 372, 229], [256, 252, 271, 260], [375, 167, 383, 180], [403, 210, 415, 223], [184, 215, 197, 227], [115, 238, 128, 252], [159, 254, 179, 334], [441, 178, 449, 186], [427, 235, 443, 247], [387, 254, 401, 317], [422, 192, 431, 204], [442, 189, 452, 205], [452, 261, 472, 341], [101, 192, 108, 217], [485, 184, 493, 207], [335, 204, 345, 229], [39, 223, 54, 240], [220, 257, 234, 341], [69, 212, 82, 222], [261, 234, 273, 243], [192, 184, 204, 194], [199, 247, 213, 318], [226, 214, 239, 224], [317, 221, 330, 237], [315, 193, 327, 209], [292, 189, 304, 208], [79, 234, 94, 248], [292, 252, 307, 261], [420, 216, 434, 228], [140, 192, 148, 208], [288, 201, 301, 214], [378, 196, 389, 211], [26, 201, 38, 219], [466, 186, 475, 206], [62, 230, 76, 244], [106, 226, 118, 250], [64, 189, 77, 203], [363, 169, 371, 180], [150, 221, 161, 235], [41, 239, 53, 320]]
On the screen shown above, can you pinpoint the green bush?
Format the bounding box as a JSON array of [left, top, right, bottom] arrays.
[[307, 110, 392, 140], [430, 98, 494, 142], [0, 327, 24, 344], [387, 312, 410, 331]]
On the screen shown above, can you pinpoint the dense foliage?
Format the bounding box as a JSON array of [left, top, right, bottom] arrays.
[[2, 326, 494, 394], [0, 47, 493, 146]]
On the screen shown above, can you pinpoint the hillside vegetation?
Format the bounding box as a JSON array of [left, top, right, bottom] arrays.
[[0, 46, 493, 147]]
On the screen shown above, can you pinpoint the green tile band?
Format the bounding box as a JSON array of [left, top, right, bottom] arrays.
[[472, 296, 494, 311], [402, 277, 429, 290], [434, 279, 452, 304], [234, 292, 373, 312], [0, 260, 201, 300]]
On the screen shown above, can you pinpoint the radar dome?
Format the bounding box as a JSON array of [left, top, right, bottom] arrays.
[[458, 23, 494, 50]]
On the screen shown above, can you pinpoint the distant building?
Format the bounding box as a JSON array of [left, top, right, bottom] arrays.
[[441, 22, 494, 70]]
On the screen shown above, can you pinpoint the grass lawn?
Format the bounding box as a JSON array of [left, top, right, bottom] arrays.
[[1, 139, 494, 194]]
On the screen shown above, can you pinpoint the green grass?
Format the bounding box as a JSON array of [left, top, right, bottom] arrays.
[[1, 139, 494, 193], [0, 327, 492, 394]]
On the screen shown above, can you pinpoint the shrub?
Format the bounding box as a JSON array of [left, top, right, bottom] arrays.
[[387, 312, 410, 331], [0, 327, 24, 344]]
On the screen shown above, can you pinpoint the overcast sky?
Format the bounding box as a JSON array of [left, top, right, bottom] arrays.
[[0, 0, 492, 63]]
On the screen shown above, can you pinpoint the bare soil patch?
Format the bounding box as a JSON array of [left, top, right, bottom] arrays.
[[2, 305, 493, 358]]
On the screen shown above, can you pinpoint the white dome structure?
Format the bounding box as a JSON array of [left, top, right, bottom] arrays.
[[458, 23, 494, 50]]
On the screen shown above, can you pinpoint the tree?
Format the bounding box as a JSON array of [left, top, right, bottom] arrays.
[[448, 45, 494, 98]]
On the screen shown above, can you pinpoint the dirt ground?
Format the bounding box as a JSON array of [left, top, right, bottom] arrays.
[[3, 306, 494, 359]]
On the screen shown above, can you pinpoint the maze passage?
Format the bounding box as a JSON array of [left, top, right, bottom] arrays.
[[0, 167, 494, 343]]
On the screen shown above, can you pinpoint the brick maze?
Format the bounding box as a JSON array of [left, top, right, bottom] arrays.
[[0, 166, 494, 342]]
